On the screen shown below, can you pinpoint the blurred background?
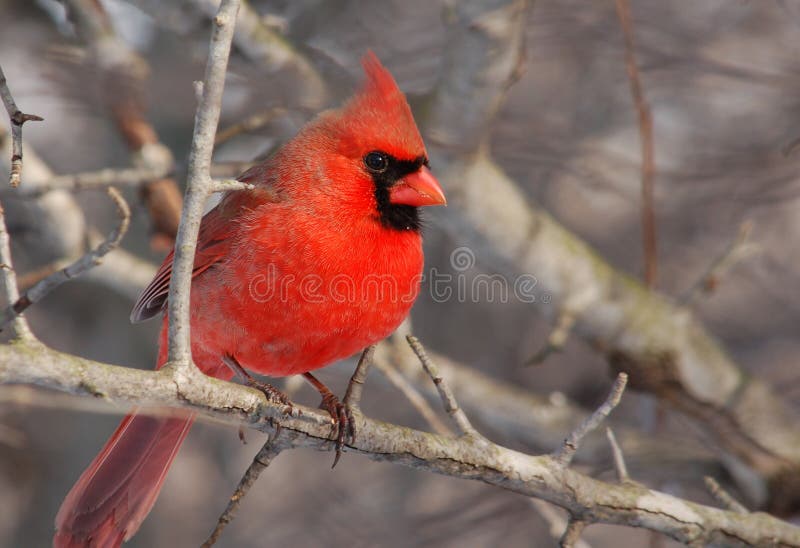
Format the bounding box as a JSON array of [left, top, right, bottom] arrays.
[[1, 0, 800, 546]]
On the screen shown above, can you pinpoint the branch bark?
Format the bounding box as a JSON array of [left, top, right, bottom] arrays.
[[164, 0, 240, 368], [0, 63, 43, 187], [1, 341, 797, 547]]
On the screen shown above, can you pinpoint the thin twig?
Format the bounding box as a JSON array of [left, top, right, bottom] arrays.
[[16, 166, 171, 196], [606, 427, 629, 483], [215, 107, 286, 145], [680, 220, 756, 304], [0, 63, 43, 187], [526, 308, 576, 365], [406, 335, 480, 438], [201, 432, 285, 547], [555, 373, 628, 467], [615, 0, 657, 288], [0, 187, 130, 330], [373, 354, 453, 436], [211, 161, 256, 179], [343, 345, 376, 409], [208, 178, 255, 193], [530, 499, 593, 548], [704, 476, 748, 514], [16, 261, 67, 291], [560, 518, 588, 548], [164, 0, 240, 366], [0, 198, 34, 340]]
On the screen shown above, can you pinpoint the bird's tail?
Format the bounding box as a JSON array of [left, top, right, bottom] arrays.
[[53, 412, 195, 547], [54, 320, 216, 547]]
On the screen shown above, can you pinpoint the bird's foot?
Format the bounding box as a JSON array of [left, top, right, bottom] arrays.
[[246, 377, 295, 416], [318, 391, 356, 468], [222, 355, 296, 416]]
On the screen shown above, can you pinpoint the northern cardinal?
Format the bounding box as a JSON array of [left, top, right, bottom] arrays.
[[54, 52, 445, 547]]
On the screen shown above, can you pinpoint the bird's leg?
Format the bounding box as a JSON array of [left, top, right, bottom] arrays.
[[223, 355, 294, 415], [302, 372, 355, 468]]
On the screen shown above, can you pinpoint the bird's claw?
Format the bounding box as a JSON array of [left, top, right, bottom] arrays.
[[246, 378, 296, 416], [319, 392, 355, 468]]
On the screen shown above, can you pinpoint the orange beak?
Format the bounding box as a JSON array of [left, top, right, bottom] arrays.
[[388, 166, 447, 207]]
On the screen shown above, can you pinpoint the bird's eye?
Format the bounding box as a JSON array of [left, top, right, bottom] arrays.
[[364, 151, 389, 173]]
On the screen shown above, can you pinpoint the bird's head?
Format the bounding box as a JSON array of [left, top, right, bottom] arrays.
[[268, 52, 446, 232]]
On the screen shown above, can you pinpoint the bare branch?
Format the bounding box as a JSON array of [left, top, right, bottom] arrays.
[[704, 476, 748, 515], [202, 432, 287, 547], [680, 220, 757, 304], [0, 198, 33, 340], [215, 107, 286, 145], [529, 499, 593, 548], [82, 243, 156, 301], [0, 187, 130, 330], [0, 63, 43, 187], [211, 161, 256, 179], [615, 0, 657, 287], [343, 345, 376, 410], [2, 341, 799, 545], [208, 178, 255, 193], [526, 308, 576, 365], [606, 427, 630, 483], [15, 166, 171, 196], [165, 0, 240, 367], [555, 373, 628, 467], [379, 332, 723, 485], [373, 353, 453, 436], [559, 518, 588, 548], [406, 335, 480, 439]]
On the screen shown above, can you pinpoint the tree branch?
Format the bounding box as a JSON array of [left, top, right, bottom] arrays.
[[0, 63, 43, 188], [1, 340, 797, 546], [164, 0, 240, 367], [373, 353, 453, 436], [560, 518, 588, 548], [423, 0, 800, 512], [0, 187, 130, 330], [704, 476, 748, 515], [407, 335, 480, 438], [0, 197, 33, 341], [555, 373, 628, 467], [15, 166, 171, 196], [606, 427, 630, 484], [614, 0, 657, 287], [201, 432, 289, 547], [342, 345, 376, 410]]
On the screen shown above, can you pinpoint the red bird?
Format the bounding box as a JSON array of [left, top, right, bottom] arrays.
[[54, 52, 445, 547]]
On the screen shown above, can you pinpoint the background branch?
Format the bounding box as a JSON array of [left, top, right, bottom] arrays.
[[62, 0, 182, 250], [614, 0, 657, 287], [0, 187, 129, 329], [422, 0, 800, 513]]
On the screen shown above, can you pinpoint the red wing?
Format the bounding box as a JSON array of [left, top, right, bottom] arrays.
[[130, 205, 235, 323]]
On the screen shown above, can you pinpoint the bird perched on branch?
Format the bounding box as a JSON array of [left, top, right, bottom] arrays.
[[54, 52, 445, 547]]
